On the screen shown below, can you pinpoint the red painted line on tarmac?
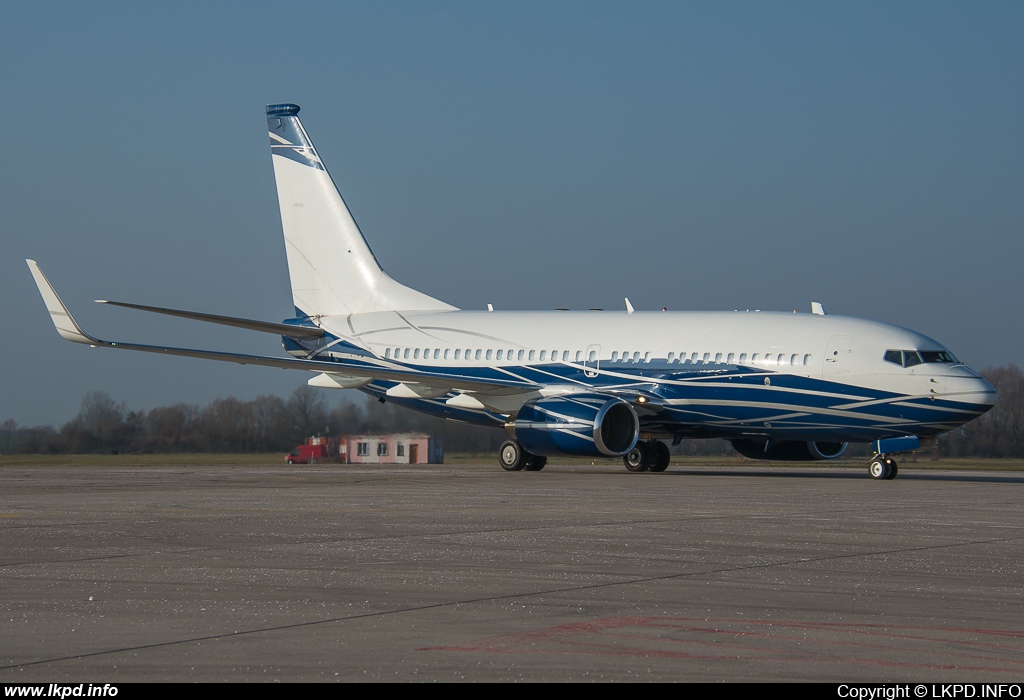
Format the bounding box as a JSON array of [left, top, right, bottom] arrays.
[[419, 615, 1024, 673]]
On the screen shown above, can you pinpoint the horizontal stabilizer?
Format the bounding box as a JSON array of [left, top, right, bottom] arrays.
[[95, 300, 324, 339]]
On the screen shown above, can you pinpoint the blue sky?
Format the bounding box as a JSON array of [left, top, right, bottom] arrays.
[[3, 2, 1022, 426]]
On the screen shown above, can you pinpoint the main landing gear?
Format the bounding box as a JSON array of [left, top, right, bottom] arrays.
[[623, 440, 670, 473], [499, 440, 547, 472], [868, 455, 899, 480]]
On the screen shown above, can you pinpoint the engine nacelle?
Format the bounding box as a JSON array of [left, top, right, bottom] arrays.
[[510, 394, 639, 458], [730, 439, 848, 461]]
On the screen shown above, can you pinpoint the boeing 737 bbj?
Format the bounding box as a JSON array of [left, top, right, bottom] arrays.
[[28, 104, 997, 478]]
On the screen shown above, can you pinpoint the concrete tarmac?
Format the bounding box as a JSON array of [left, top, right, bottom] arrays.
[[1, 462, 1022, 682]]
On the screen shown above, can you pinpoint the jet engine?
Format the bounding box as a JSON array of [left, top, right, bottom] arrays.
[[509, 394, 639, 458], [729, 439, 848, 461]]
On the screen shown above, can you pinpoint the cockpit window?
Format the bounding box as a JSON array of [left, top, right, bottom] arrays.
[[903, 351, 924, 368], [921, 350, 958, 364], [884, 349, 958, 368]]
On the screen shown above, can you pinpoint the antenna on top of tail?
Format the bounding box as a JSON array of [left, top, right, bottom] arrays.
[[266, 104, 456, 318]]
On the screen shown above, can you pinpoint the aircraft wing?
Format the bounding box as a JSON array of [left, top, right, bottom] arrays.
[[26, 260, 533, 393]]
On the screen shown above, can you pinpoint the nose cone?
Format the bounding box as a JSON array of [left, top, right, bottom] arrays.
[[946, 367, 998, 412]]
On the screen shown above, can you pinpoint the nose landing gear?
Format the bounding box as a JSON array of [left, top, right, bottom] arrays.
[[868, 455, 899, 480]]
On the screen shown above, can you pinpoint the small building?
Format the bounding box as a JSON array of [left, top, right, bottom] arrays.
[[306, 434, 443, 464]]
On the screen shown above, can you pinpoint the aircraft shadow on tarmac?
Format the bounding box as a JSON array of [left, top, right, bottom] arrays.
[[658, 468, 1024, 484]]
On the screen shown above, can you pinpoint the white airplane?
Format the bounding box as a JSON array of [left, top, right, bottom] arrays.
[[28, 103, 997, 478]]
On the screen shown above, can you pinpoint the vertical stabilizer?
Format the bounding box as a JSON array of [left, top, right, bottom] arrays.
[[266, 104, 456, 317]]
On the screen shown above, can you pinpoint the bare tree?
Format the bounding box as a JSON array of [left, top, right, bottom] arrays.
[[287, 385, 329, 442]]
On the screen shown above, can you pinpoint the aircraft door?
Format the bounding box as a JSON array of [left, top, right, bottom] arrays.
[[822, 335, 854, 379], [583, 344, 601, 378]]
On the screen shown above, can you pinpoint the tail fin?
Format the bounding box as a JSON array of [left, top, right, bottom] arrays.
[[266, 104, 456, 317]]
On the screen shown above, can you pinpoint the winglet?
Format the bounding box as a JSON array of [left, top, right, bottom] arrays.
[[811, 301, 825, 316], [25, 260, 101, 345], [625, 297, 634, 315]]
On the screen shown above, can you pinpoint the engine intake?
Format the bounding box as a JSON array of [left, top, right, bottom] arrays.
[[511, 394, 639, 458], [730, 439, 848, 461]]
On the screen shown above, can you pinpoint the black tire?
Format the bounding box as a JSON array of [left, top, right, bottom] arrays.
[[884, 458, 899, 480], [500, 440, 526, 471], [624, 443, 648, 472], [869, 458, 890, 480], [524, 454, 547, 471], [648, 440, 670, 473]]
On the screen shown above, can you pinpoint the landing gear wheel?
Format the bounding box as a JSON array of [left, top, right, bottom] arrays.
[[648, 440, 671, 473], [883, 458, 898, 480], [500, 440, 526, 471], [869, 458, 891, 480], [523, 454, 547, 471], [624, 443, 649, 472]]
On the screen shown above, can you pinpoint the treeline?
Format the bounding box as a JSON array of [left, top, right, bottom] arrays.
[[0, 387, 504, 455], [2, 365, 1022, 457]]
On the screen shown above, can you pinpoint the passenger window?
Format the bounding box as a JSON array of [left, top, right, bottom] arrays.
[[575, 350, 582, 362], [702, 353, 710, 362], [778, 354, 788, 366], [633, 351, 641, 363], [715, 353, 723, 364], [475, 349, 482, 360], [454, 349, 461, 359], [385, 348, 391, 359], [727, 352, 735, 364], [790, 354, 798, 366], [667, 352, 675, 363], [444, 349, 450, 360], [752, 353, 760, 363], [403, 348, 410, 360], [803, 354, 812, 366], [434, 349, 440, 360], [588, 350, 596, 361], [563, 350, 570, 361], [691, 352, 698, 362], [739, 353, 747, 364], [611, 351, 619, 362], [528, 350, 535, 361], [540, 350, 547, 361], [517, 349, 524, 361], [496, 349, 503, 360]]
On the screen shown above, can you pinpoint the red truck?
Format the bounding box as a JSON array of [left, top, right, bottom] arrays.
[[285, 443, 327, 464]]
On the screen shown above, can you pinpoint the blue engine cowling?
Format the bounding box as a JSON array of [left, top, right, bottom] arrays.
[[511, 394, 640, 458], [729, 439, 849, 461]]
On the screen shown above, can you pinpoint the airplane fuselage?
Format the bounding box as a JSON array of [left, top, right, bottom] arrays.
[[289, 309, 994, 444]]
